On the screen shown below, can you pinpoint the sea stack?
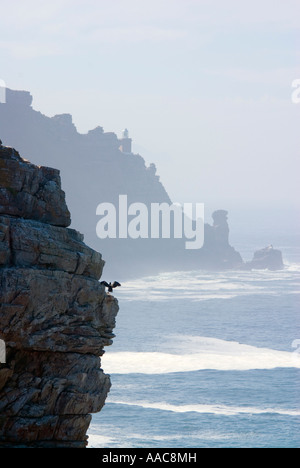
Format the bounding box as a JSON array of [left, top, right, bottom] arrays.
[[200, 210, 244, 269], [0, 144, 119, 448], [246, 246, 284, 271]]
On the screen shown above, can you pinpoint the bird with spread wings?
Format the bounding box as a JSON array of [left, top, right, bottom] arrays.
[[101, 281, 121, 293]]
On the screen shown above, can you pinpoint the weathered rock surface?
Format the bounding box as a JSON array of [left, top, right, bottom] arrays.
[[0, 145, 71, 227], [0, 216, 104, 279], [0, 144, 119, 448]]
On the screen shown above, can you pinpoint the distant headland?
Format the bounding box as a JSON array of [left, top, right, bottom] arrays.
[[0, 89, 284, 278]]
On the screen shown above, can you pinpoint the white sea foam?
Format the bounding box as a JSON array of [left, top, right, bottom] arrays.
[[86, 434, 115, 448], [102, 338, 300, 374], [90, 264, 300, 447], [107, 400, 300, 417], [87, 425, 246, 448], [116, 264, 300, 302]]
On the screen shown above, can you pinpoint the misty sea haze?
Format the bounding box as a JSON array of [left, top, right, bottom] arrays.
[[88, 225, 300, 449]]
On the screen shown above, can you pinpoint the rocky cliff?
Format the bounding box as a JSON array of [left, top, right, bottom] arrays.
[[0, 144, 119, 448]]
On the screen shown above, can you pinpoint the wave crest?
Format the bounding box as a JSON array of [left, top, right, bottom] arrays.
[[103, 338, 300, 374]]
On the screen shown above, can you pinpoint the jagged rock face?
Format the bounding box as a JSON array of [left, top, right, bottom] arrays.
[[0, 145, 119, 448], [0, 146, 71, 227]]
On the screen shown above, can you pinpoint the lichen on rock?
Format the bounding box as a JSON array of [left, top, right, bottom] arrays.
[[0, 144, 119, 448]]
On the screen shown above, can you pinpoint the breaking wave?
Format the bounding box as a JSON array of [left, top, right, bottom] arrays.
[[108, 400, 300, 417], [103, 337, 300, 374]]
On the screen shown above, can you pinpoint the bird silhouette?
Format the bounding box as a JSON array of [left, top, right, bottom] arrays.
[[101, 281, 121, 293]]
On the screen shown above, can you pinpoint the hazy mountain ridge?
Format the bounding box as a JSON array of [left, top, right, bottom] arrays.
[[0, 88, 281, 278]]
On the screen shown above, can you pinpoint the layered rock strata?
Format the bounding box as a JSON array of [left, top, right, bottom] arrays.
[[0, 145, 119, 448]]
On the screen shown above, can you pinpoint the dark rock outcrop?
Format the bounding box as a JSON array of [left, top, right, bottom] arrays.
[[0, 144, 119, 448], [245, 246, 284, 271]]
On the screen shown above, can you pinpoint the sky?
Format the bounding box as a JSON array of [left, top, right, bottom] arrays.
[[0, 0, 299, 213]]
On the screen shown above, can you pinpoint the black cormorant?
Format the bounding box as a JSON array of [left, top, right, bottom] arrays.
[[101, 281, 121, 293]]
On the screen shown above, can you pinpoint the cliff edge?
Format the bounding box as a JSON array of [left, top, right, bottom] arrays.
[[0, 144, 119, 448]]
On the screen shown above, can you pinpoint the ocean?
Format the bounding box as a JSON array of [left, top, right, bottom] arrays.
[[87, 235, 300, 449]]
